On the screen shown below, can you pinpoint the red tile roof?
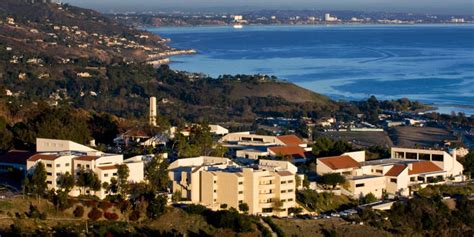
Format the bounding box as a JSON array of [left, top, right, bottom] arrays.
[[318, 155, 360, 170], [0, 150, 36, 165], [385, 165, 406, 177], [74, 156, 99, 161], [268, 146, 307, 159], [28, 154, 60, 162], [408, 161, 443, 175], [277, 135, 305, 146]]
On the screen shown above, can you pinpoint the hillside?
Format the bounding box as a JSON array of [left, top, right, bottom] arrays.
[[0, 0, 185, 63], [0, 1, 336, 123]]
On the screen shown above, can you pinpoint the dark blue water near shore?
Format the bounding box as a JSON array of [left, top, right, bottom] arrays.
[[149, 25, 474, 115]]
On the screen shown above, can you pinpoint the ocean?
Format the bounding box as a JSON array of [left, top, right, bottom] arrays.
[[149, 25, 474, 115]]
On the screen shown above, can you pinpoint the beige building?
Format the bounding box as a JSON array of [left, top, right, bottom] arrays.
[[169, 157, 298, 217], [316, 147, 464, 199], [26, 138, 144, 199]]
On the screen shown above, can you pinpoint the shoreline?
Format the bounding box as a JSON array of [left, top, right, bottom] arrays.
[[144, 23, 474, 29]]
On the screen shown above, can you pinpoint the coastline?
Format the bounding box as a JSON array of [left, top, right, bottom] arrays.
[[147, 25, 474, 115]]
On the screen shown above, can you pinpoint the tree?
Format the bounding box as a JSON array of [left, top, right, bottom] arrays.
[[76, 169, 101, 195], [462, 151, 474, 178], [145, 155, 169, 192], [320, 173, 346, 190], [57, 172, 75, 193], [146, 195, 167, 219], [238, 203, 249, 214], [117, 164, 130, 197], [360, 192, 378, 204], [272, 199, 284, 213], [28, 162, 47, 199]]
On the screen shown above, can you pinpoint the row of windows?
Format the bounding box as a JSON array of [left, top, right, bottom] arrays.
[[46, 163, 70, 168], [281, 189, 294, 193], [281, 180, 294, 184]]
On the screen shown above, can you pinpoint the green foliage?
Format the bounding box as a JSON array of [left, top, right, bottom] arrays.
[[88, 113, 119, 145], [11, 106, 91, 149], [238, 203, 249, 213], [297, 190, 356, 212], [206, 209, 253, 232], [319, 173, 346, 189], [76, 168, 101, 194], [25, 204, 47, 220], [0, 116, 13, 152], [25, 162, 47, 198], [57, 172, 75, 192], [146, 195, 167, 219], [360, 192, 378, 204], [461, 151, 474, 176], [144, 155, 169, 192], [312, 137, 353, 157], [117, 164, 130, 196]]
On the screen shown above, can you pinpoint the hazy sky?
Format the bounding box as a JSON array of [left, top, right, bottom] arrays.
[[63, 0, 473, 15]]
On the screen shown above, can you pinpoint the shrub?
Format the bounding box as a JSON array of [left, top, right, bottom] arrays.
[[88, 207, 103, 221], [104, 212, 119, 221], [184, 204, 208, 215], [98, 201, 113, 211], [263, 217, 286, 237], [73, 206, 85, 218], [116, 200, 131, 213], [129, 210, 140, 221]]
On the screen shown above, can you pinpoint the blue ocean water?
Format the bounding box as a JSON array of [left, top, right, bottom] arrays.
[[149, 25, 474, 115]]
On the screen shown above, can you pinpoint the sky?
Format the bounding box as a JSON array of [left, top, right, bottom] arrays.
[[63, 0, 474, 15]]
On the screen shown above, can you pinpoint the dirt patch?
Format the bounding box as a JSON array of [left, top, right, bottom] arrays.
[[322, 131, 393, 148], [273, 218, 391, 237], [389, 126, 456, 148]]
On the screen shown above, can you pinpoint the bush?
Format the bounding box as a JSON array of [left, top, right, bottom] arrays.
[[116, 200, 131, 213], [205, 210, 253, 232], [129, 210, 140, 221], [73, 206, 84, 218], [98, 201, 113, 211], [88, 207, 103, 221], [104, 212, 119, 221], [184, 204, 208, 215]]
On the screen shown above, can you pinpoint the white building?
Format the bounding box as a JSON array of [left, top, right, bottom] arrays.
[[168, 157, 298, 217], [26, 138, 144, 199], [316, 147, 464, 198], [324, 13, 338, 22]]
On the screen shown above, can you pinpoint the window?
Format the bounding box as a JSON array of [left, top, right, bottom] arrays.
[[113, 173, 117, 176], [56, 173, 61, 176], [238, 182, 243, 185], [86, 165, 90, 169], [47, 181, 52, 184], [419, 153, 430, 161], [288, 180, 294, 183], [213, 180, 217, 184], [417, 176, 425, 182], [410, 177, 416, 182], [390, 178, 397, 183], [239, 200, 243, 204], [262, 208, 273, 213], [432, 155, 444, 161], [46, 164, 52, 168], [214, 190, 217, 193], [56, 164, 60, 168], [47, 172, 52, 176], [239, 191, 243, 194], [288, 198, 293, 202], [281, 190, 286, 193], [104, 173, 108, 177], [288, 189, 294, 193], [281, 181, 286, 184], [376, 169, 383, 174], [406, 153, 417, 159], [77, 164, 81, 168], [356, 183, 365, 187]]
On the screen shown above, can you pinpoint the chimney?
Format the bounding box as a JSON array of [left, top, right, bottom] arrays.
[[149, 97, 157, 126]]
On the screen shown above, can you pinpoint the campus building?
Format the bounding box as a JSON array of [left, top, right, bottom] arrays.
[[316, 148, 464, 198], [168, 157, 298, 217], [219, 132, 312, 163], [26, 138, 144, 199]]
